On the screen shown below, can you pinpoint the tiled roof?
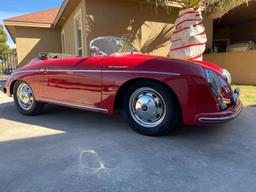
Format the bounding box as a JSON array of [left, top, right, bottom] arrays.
[[4, 8, 59, 24]]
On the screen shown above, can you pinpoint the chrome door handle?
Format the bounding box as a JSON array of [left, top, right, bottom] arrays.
[[39, 69, 47, 73]]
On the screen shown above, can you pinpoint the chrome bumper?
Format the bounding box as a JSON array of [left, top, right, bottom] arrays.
[[231, 88, 240, 105], [199, 102, 242, 123], [198, 87, 242, 123]]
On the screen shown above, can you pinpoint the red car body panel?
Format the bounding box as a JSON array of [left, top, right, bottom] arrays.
[[3, 53, 241, 125]]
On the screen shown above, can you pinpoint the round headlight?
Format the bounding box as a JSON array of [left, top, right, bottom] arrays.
[[205, 69, 222, 97], [222, 69, 232, 84]]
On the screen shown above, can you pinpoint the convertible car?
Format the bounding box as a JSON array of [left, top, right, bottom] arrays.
[[2, 36, 242, 136]]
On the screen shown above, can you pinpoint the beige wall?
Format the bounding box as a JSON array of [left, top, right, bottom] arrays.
[[61, 0, 87, 55], [85, 0, 213, 56], [15, 27, 61, 66], [204, 51, 256, 85]]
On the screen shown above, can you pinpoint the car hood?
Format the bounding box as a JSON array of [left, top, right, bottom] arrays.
[[188, 59, 222, 74], [154, 54, 222, 74], [128, 54, 223, 75]]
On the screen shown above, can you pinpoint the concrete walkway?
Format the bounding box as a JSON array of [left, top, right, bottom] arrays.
[[0, 92, 256, 192]]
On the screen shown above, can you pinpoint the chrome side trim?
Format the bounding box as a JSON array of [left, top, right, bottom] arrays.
[[108, 66, 128, 69], [14, 70, 41, 74], [38, 98, 108, 113], [45, 69, 100, 73], [14, 69, 180, 76], [199, 103, 242, 123], [104, 70, 180, 76]]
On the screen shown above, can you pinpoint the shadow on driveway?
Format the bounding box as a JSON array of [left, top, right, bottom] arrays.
[[0, 100, 229, 138]]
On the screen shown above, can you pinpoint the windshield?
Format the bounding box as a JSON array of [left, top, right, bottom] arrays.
[[90, 36, 139, 55]]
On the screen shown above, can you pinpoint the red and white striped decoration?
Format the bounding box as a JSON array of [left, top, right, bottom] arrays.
[[170, 8, 207, 61]]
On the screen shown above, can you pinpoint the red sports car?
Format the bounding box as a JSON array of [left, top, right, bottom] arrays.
[[2, 36, 242, 136]]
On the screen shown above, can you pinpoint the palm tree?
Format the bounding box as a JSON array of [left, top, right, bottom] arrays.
[[147, 0, 254, 18]]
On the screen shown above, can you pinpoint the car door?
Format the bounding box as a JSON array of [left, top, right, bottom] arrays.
[[40, 57, 102, 108], [68, 56, 102, 107]]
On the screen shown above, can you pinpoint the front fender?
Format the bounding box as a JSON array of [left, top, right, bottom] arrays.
[[166, 74, 219, 125]]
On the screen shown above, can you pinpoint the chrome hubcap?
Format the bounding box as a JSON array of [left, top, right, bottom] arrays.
[[17, 83, 34, 111], [129, 88, 166, 128]]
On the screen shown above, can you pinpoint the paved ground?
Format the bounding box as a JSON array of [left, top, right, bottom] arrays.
[[0, 92, 256, 192]]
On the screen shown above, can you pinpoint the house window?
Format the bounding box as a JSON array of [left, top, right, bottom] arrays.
[[61, 30, 66, 54], [74, 10, 84, 56]]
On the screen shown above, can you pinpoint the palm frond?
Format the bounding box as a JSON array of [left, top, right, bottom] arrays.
[[206, 0, 253, 18], [147, 0, 256, 18]]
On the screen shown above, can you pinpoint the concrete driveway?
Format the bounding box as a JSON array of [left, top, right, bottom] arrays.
[[0, 92, 256, 192]]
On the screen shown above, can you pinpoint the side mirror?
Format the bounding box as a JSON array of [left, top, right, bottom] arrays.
[[89, 46, 105, 57]]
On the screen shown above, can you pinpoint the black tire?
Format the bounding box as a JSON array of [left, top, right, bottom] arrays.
[[122, 80, 180, 136], [13, 80, 44, 115]]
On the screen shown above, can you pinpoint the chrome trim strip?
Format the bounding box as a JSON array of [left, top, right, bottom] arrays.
[[104, 70, 180, 76], [108, 66, 128, 69], [38, 98, 108, 113], [199, 103, 242, 123], [46, 69, 100, 73], [14, 69, 180, 76], [14, 70, 40, 74]]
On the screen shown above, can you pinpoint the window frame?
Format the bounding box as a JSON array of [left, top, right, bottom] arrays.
[[74, 8, 84, 56], [61, 30, 66, 54]]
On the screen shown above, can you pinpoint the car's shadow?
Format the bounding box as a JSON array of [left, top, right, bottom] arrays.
[[0, 100, 230, 140]]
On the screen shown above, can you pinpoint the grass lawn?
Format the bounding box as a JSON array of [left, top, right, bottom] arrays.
[[232, 85, 256, 107]]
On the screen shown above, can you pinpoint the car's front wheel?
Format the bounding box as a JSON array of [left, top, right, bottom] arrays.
[[13, 81, 44, 115], [123, 81, 180, 136]]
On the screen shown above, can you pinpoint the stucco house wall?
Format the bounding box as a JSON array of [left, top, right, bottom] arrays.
[[61, 0, 87, 55], [15, 27, 61, 66], [85, 0, 178, 56], [204, 51, 256, 85], [60, 0, 213, 57]]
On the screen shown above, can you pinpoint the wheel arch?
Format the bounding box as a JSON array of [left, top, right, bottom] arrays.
[[10, 79, 18, 95], [114, 78, 183, 121]]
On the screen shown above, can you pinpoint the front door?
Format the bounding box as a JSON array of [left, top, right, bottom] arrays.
[[40, 57, 102, 108]]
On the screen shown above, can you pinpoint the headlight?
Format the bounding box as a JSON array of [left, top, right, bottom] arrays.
[[222, 69, 232, 84], [205, 69, 222, 97]]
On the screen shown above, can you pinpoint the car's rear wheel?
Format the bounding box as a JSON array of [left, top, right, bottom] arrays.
[[123, 81, 180, 136], [13, 81, 44, 115]]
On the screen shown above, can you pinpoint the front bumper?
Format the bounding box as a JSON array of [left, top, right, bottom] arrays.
[[194, 88, 242, 124], [195, 101, 242, 124]]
